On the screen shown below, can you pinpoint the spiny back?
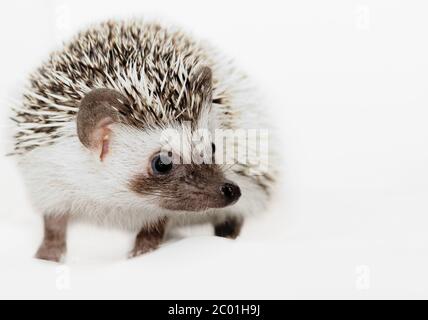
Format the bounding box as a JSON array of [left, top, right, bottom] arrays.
[[12, 20, 224, 154]]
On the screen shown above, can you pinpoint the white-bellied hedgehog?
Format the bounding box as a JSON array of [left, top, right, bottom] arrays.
[[11, 20, 275, 262]]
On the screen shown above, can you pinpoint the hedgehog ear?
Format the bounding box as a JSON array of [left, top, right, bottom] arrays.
[[77, 89, 128, 161], [191, 65, 213, 104]]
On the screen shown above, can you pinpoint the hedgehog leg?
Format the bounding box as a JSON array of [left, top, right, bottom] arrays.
[[35, 215, 68, 263], [129, 218, 168, 258], [214, 216, 244, 239]]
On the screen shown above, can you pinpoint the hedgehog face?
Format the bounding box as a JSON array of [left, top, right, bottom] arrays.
[[128, 146, 241, 212], [90, 123, 241, 212], [76, 68, 242, 212]]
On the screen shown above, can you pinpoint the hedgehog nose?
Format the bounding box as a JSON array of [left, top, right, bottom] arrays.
[[220, 182, 241, 205]]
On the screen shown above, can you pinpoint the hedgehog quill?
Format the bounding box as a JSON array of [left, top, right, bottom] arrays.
[[11, 20, 276, 262]]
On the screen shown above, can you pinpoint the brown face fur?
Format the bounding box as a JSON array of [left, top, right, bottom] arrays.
[[130, 158, 241, 212]]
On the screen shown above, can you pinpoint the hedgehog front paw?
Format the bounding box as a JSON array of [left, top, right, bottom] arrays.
[[214, 217, 244, 239], [35, 242, 66, 263], [128, 246, 157, 259], [128, 219, 167, 259]]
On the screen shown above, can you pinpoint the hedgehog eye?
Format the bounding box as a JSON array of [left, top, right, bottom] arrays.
[[152, 154, 173, 175]]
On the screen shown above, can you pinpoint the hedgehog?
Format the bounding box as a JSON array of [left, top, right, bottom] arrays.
[[11, 20, 275, 262]]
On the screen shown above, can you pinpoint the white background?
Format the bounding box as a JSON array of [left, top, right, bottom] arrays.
[[0, 0, 428, 299]]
